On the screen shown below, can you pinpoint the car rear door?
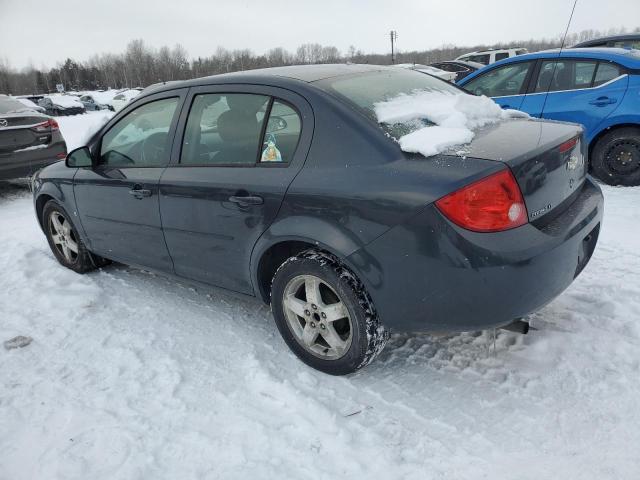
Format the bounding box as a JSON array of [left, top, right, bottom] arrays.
[[159, 84, 313, 294], [73, 90, 186, 272], [519, 58, 628, 138]]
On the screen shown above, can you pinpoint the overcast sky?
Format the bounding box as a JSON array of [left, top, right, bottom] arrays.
[[1, 0, 638, 69]]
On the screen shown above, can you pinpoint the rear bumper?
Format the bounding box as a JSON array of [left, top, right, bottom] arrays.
[[0, 139, 66, 180], [348, 177, 603, 333]]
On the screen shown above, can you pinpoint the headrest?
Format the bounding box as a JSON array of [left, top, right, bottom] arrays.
[[218, 110, 258, 143]]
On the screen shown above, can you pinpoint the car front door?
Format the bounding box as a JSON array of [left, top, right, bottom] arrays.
[[461, 60, 534, 110], [159, 85, 313, 294], [73, 91, 185, 271], [519, 59, 628, 138]]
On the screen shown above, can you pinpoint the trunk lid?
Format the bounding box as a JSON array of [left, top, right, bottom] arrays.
[[450, 118, 587, 224], [0, 114, 52, 153]]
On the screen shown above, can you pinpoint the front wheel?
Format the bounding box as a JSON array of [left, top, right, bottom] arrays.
[[42, 200, 106, 273], [271, 250, 388, 375], [590, 127, 640, 186]]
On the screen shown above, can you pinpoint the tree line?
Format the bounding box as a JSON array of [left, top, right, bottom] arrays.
[[0, 26, 637, 95]]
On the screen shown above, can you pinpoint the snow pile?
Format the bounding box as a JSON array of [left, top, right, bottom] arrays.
[[56, 111, 113, 150], [374, 90, 527, 157]]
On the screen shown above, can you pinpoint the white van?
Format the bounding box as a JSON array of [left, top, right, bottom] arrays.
[[455, 48, 528, 65]]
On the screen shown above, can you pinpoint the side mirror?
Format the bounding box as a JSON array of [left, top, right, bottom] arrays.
[[65, 146, 94, 168]]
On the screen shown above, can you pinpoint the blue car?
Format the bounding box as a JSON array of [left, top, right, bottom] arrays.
[[458, 48, 640, 186]]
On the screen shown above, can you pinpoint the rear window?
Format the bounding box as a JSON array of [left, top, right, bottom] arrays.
[[0, 97, 31, 114], [316, 69, 463, 140]]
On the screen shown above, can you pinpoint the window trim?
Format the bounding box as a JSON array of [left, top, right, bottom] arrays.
[[174, 92, 303, 169], [93, 91, 186, 170]]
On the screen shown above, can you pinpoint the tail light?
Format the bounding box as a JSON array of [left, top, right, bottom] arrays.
[[32, 118, 59, 132], [435, 169, 528, 232]]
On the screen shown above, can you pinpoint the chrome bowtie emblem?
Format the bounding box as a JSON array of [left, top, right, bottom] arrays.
[[0, 119, 8, 127]]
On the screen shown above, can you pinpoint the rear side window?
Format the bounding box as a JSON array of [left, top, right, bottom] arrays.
[[494, 52, 509, 62], [534, 60, 597, 93], [463, 61, 533, 97], [181, 93, 269, 165], [260, 100, 301, 163], [100, 97, 179, 167], [593, 62, 622, 86]]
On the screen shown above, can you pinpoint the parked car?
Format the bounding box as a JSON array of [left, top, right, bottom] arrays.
[[32, 64, 602, 374], [572, 34, 640, 50], [79, 92, 116, 111], [456, 47, 528, 65], [13, 97, 47, 114], [429, 60, 484, 81], [38, 95, 86, 116], [458, 47, 640, 186], [392, 63, 457, 81], [110, 89, 141, 111], [0, 95, 66, 180]]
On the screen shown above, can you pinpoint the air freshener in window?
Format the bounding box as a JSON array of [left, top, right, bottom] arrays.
[[261, 133, 282, 162]]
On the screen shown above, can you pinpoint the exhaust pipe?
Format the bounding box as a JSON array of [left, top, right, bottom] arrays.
[[501, 319, 530, 334]]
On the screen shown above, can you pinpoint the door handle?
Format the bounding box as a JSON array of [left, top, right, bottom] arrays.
[[229, 195, 264, 206], [129, 187, 152, 199], [500, 104, 511, 109], [589, 96, 616, 106]]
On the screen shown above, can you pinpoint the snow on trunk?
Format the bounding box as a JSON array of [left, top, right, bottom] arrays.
[[374, 90, 527, 157]]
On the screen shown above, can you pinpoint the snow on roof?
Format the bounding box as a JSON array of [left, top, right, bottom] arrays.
[[374, 90, 527, 157], [46, 94, 84, 108], [85, 90, 118, 104]]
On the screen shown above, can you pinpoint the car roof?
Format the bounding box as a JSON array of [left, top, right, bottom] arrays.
[[572, 34, 640, 48], [138, 64, 391, 97], [468, 47, 640, 72]]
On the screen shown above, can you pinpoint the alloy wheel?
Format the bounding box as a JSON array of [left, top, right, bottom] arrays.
[[48, 211, 79, 263], [282, 274, 353, 360]]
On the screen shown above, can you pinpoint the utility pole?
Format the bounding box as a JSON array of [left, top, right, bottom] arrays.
[[390, 30, 398, 64]]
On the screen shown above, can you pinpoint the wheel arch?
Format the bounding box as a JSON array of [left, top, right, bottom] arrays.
[[251, 223, 367, 304]]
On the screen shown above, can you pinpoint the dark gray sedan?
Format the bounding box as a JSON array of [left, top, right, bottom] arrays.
[[0, 95, 66, 180], [31, 65, 603, 375]]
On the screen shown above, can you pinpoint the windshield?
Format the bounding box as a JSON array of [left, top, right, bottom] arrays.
[[0, 97, 33, 114], [316, 69, 464, 139]]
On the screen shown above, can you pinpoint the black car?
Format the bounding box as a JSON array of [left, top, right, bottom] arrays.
[[32, 65, 603, 375], [572, 34, 640, 50], [430, 60, 484, 81], [38, 95, 86, 116], [0, 95, 67, 180]]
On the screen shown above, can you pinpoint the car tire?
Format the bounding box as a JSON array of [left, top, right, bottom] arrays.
[[591, 127, 640, 186], [42, 200, 108, 273], [271, 249, 388, 375]]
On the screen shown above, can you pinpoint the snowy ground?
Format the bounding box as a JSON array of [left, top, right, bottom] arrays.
[[1, 115, 640, 479]]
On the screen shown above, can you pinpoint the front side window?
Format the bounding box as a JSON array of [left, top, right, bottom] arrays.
[[181, 93, 269, 165], [534, 60, 597, 93], [463, 61, 532, 97], [100, 97, 179, 167]]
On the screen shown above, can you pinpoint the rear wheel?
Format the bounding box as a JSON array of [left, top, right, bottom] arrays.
[[271, 250, 388, 375], [591, 127, 640, 186], [43, 200, 107, 273]]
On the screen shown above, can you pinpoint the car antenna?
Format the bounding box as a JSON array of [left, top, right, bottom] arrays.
[[540, 0, 579, 117]]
